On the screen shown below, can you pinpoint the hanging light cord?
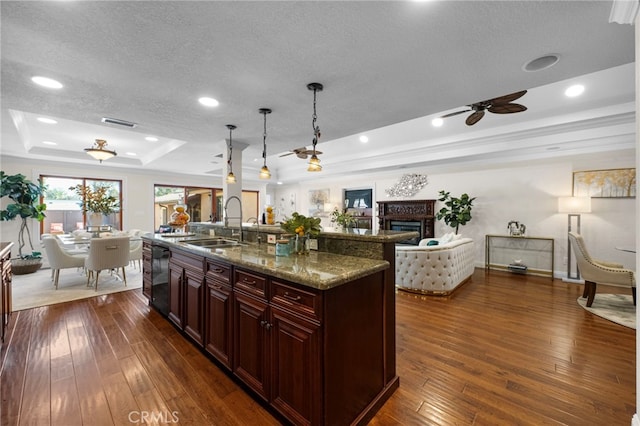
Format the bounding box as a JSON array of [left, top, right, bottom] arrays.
[[227, 126, 234, 174], [311, 87, 321, 153], [262, 112, 268, 167]]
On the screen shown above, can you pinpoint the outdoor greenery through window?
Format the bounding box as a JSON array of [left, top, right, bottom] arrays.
[[40, 176, 122, 234]]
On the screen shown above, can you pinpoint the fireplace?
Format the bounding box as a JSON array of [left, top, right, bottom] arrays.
[[390, 220, 422, 245], [378, 200, 436, 245]]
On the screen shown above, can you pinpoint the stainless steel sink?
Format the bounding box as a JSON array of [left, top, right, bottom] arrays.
[[179, 238, 244, 248]]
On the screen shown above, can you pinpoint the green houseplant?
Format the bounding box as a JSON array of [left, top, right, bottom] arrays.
[[435, 190, 476, 234], [280, 212, 322, 254], [330, 207, 356, 229], [0, 172, 47, 273]]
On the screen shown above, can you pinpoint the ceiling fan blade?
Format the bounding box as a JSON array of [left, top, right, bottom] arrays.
[[441, 109, 471, 118], [488, 103, 527, 114], [489, 90, 527, 106], [466, 110, 485, 126], [279, 152, 295, 157]]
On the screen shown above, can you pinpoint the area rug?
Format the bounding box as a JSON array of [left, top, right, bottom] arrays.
[[12, 266, 142, 311], [577, 294, 636, 329]]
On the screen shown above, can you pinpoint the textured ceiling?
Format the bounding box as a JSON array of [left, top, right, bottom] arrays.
[[0, 1, 635, 183]]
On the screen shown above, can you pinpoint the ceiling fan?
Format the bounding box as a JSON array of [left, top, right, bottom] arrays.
[[279, 147, 323, 159], [441, 90, 528, 126]]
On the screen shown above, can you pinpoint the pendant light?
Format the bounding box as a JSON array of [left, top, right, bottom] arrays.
[[307, 82, 323, 172], [258, 108, 272, 179], [84, 139, 117, 163], [226, 124, 237, 184]]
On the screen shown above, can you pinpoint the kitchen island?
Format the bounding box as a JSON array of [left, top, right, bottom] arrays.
[[142, 229, 415, 425]]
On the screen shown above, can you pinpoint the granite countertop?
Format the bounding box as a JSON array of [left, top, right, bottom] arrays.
[[144, 234, 389, 290]]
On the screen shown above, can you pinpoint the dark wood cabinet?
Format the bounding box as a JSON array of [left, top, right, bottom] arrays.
[[270, 305, 321, 425], [143, 237, 398, 426], [204, 259, 233, 368], [233, 287, 270, 400], [142, 242, 152, 299], [168, 249, 205, 345], [0, 243, 13, 343]]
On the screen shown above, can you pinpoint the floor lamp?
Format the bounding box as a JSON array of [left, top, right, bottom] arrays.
[[558, 196, 591, 282]]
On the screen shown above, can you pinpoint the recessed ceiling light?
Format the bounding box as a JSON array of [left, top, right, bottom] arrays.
[[42, 140, 57, 145], [126, 152, 137, 156], [198, 97, 219, 107], [145, 136, 158, 142], [37, 117, 57, 124], [31, 76, 63, 89], [522, 54, 560, 72], [431, 118, 444, 127], [277, 181, 283, 185], [565, 84, 585, 97], [359, 135, 369, 143]]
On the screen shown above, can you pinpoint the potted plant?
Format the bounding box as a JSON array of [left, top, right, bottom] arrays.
[[0, 172, 47, 274], [330, 207, 356, 230], [69, 183, 120, 226], [435, 190, 476, 234]]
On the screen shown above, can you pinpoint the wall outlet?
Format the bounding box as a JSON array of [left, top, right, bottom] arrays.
[[209, 229, 216, 236], [309, 239, 318, 250], [267, 234, 277, 244], [267, 245, 276, 255]]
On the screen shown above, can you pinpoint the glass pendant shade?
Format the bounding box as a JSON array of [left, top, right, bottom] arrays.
[[259, 165, 271, 179], [226, 171, 236, 184], [85, 139, 117, 163], [307, 154, 322, 172]]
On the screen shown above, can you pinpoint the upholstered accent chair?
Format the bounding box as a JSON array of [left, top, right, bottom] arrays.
[[568, 232, 635, 307], [85, 236, 130, 291], [41, 237, 87, 289]]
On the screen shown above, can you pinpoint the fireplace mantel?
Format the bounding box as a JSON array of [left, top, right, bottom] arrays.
[[377, 200, 436, 243]]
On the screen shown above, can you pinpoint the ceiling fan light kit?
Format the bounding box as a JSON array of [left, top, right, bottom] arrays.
[[441, 90, 528, 126], [84, 139, 117, 163]]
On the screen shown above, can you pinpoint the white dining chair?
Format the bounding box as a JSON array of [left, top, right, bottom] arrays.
[[41, 237, 87, 289], [84, 236, 130, 291], [129, 239, 143, 270]]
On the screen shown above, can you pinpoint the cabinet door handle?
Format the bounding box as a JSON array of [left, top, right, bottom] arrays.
[[212, 268, 224, 273], [283, 292, 302, 302], [242, 278, 257, 285], [260, 320, 272, 330]]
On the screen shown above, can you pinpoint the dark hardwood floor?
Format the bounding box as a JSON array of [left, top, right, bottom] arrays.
[[1, 268, 635, 425]]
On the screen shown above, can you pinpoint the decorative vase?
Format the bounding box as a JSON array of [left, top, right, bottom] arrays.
[[11, 258, 43, 275], [293, 234, 309, 255], [88, 212, 103, 227]]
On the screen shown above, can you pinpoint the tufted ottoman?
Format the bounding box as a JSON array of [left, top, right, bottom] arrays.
[[395, 238, 475, 295]]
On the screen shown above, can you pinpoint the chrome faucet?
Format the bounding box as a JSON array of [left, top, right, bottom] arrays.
[[246, 217, 261, 244], [224, 195, 243, 242]]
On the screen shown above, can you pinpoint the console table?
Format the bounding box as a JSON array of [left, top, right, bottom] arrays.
[[485, 235, 554, 280]]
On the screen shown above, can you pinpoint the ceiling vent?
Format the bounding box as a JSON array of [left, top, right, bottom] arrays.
[[101, 117, 137, 128]]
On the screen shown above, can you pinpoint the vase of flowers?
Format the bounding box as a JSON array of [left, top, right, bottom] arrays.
[[70, 184, 120, 226], [280, 212, 322, 255]]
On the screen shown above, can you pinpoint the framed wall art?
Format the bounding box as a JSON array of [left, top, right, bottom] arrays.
[[573, 168, 636, 198], [308, 188, 330, 217]]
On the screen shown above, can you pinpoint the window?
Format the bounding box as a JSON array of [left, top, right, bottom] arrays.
[[154, 185, 258, 230], [41, 176, 122, 233]]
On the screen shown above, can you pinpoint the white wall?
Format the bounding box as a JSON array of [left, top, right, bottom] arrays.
[[2, 154, 634, 278], [274, 157, 636, 277], [0, 157, 266, 250]]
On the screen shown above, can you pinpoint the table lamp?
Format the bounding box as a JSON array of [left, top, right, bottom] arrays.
[[558, 196, 591, 281]]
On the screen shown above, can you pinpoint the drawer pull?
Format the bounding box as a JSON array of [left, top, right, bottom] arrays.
[[212, 268, 224, 273], [283, 292, 302, 302], [242, 278, 257, 285], [212, 284, 223, 291]]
